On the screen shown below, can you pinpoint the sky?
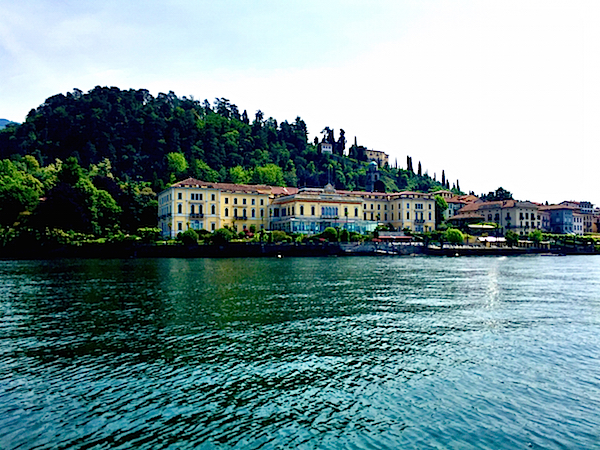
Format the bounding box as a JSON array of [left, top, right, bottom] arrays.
[[1, 0, 599, 205]]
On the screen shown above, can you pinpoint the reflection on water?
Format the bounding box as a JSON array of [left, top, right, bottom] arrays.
[[1, 256, 600, 449]]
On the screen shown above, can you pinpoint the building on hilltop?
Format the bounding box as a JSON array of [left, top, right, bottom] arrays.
[[364, 149, 389, 167]]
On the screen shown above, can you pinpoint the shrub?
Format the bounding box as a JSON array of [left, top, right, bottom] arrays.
[[211, 227, 236, 244], [321, 227, 338, 242], [339, 229, 350, 242], [137, 227, 161, 243], [445, 228, 464, 244], [178, 228, 199, 246]]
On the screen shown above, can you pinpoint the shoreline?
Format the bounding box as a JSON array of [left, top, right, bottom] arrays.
[[0, 241, 596, 260]]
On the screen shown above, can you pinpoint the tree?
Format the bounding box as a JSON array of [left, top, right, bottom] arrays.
[[528, 229, 543, 245], [0, 159, 44, 225], [505, 230, 519, 246], [434, 195, 448, 228], [481, 187, 513, 202], [252, 163, 285, 186], [167, 152, 188, 176], [445, 228, 464, 244], [229, 165, 251, 184]]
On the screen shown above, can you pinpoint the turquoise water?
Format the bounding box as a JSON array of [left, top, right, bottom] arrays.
[[1, 256, 599, 449]]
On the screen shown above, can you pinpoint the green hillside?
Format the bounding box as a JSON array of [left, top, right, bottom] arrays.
[[0, 86, 459, 237]]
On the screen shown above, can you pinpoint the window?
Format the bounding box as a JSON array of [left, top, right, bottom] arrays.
[[178, 193, 182, 200], [211, 222, 216, 231], [211, 194, 215, 201], [371, 204, 374, 210], [429, 204, 432, 209], [243, 208, 247, 218], [260, 199, 264, 206], [243, 198, 247, 205], [429, 212, 432, 220], [385, 213, 388, 221], [234, 198, 238, 205], [311, 206, 315, 215], [378, 204, 381, 210], [211, 205, 216, 214], [300, 205, 304, 215], [177, 204, 182, 214], [252, 209, 255, 218], [391, 213, 394, 220], [407, 212, 410, 219], [191, 205, 195, 214], [252, 199, 255, 205], [177, 222, 182, 230], [225, 208, 229, 217], [407, 203, 410, 209], [199, 205, 203, 214], [354, 208, 358, 217], [225, 197, 229, 204], [344, 207, 348, 216]]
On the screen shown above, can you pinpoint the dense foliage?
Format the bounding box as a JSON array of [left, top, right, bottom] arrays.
[[0, 86, 463, 246], [0, 86, 452, 195]]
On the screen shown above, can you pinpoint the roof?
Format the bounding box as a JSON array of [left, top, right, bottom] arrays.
[[539, 204, 576, 211], [169, 177, 299, 196]]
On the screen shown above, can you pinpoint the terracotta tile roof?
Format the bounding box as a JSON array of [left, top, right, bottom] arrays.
[[171, 177, 298, 195]]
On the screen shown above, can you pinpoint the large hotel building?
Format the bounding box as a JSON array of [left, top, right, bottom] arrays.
[[158, 178, 436, 238]]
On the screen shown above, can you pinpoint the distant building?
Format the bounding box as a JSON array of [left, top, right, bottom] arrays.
[[319, 142, 333, 154], [539, 205, 575, 234], [454, 200, 542, 235], [560, 200, 594, 233], [364, 149, 389, 166]]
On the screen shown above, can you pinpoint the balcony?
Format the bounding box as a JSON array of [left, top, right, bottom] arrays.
[[234, 215, 248, 220], [415, 218, 425, 224], [320, 215, 339, 219], [159, 213, 172, 220], [188, 213, 204, 219]]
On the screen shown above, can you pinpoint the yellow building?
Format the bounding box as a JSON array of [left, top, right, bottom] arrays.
[[158, 178, 437, 237], [158, 178, 297, 238], [346, 191, 436, 232], [269, 184, 375, 234]]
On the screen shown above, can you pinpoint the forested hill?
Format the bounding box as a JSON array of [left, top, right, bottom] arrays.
[[0, 86, 456, 194]]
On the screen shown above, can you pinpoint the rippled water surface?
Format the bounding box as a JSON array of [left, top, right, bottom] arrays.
[[1, 256, 600, 449]]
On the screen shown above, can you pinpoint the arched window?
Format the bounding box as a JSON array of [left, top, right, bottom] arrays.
[[199, 204, 203, 214], [211, 205, 216, 214], [300, 205, 304, 216], [252, 209, 255, 218], [225, 207, 229, 217], [190, 205, 195, 214], [177, 204, 182, 214]]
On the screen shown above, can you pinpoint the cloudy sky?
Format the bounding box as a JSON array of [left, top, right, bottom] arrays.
[[1, 0, 599, 205]]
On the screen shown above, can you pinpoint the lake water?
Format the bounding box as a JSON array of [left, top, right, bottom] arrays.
[[1, 256, 599, 449]]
